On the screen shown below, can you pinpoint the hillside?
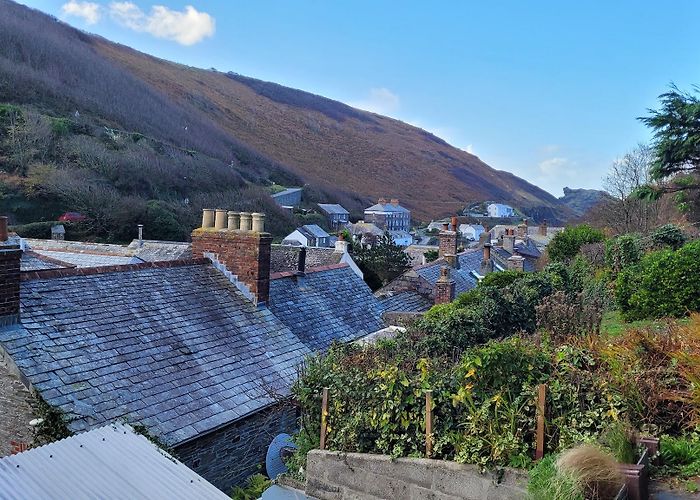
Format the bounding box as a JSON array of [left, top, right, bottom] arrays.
[[0, 0, 574, 240], [559, 187, 611, 216]]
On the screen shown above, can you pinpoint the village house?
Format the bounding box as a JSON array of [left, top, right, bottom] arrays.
[[317, 203, 350, 229], [0, 211, 385, 492], [458, 223, 485, 241], [282, 224, 331, 247], [364, 198, 411, 232], [270, 187, 303, 208], [487, 203, 516, 218]]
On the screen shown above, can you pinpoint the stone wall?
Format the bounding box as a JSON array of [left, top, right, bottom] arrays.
[[305, 450, 528, 500], [175, 405, 298, 494]]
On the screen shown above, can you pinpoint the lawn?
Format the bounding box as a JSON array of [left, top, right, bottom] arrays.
[[600, 310, 688, 337]]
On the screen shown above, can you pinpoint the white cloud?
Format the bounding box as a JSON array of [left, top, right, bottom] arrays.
[[538, 157, 573, 176], [109, 2, 215, 45], [61, 0, 102, 24], [350, 87, 400, 115]]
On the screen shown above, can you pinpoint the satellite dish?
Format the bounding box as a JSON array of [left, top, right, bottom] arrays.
[[265, 433, 297, 479]]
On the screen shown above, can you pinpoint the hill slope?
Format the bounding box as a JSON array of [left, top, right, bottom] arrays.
[[0, 0, 573, 231]]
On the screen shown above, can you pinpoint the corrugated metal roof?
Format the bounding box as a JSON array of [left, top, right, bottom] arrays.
[[0, 423, 228, 499]]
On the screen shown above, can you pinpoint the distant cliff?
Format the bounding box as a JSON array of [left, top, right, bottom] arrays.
[[559, 187, 611, 216]]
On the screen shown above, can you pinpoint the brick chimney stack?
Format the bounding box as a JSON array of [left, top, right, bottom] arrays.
[[480, 243, 493, 276], [507, 254, 525, 272], [438, 218, 458, 267], [192, 209, 272, 305], [0, 216, 22, 325], [503, 229, 516, 253], [434, 267, 455, 304], [539, 220, 548, 237]]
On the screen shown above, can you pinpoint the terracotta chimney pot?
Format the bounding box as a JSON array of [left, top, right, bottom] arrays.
[[239, 212, 252, 231], [201, 209, 215, 229], [227, 211, 241, 230], [251, 213, 265, 232], [214, 209, 227, 230]]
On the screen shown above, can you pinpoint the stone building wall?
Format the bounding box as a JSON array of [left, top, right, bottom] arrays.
[[305, 450, 528, 500], [175, 405, 298, 494]]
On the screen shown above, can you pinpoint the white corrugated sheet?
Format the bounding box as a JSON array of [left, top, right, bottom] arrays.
[[0, 423, 227, 500]]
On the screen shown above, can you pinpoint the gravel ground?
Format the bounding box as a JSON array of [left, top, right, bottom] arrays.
[[0, 358, 36, 457]]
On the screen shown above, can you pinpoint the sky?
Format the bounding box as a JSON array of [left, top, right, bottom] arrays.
[[17, 0, 700, 196]]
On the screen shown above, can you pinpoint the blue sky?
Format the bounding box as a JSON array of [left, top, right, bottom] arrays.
[[18, 1, 700, 196]]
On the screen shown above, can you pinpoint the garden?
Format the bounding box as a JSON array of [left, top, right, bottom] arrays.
[[287, 224, 700, 498]]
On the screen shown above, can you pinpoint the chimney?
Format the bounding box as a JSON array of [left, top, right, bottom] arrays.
[[507, 254, 525, 272], [438, 222, 458, 262], [201, 209, 215, 228], [192, 210, 272, 305], [0, 216, 22, 325], [434, 267, 455, 304], [451, 216, 458, 231], [137, 224, 143, 246], [503, 230, 515, 253], [517, 223, 527, 238], [539, 219, 548, 237], [227, 211, 240, 230], [390, 198, 399, 207], [480, 243, 493, 276], [214, 209, 227, 230], [334, 233, 349, 253], [51, 224, 65, 241], [296, 246, 306, 275]]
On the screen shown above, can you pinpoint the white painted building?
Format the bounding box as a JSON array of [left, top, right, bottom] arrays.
[[487, 203, 516, 218]]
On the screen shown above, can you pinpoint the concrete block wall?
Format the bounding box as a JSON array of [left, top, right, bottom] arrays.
[[175, 405, 298, 494], [305, 450, 527, 500]]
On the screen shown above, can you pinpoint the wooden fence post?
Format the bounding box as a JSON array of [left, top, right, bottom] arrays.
[[425, 390, 433, 458], [320, 387, 329, 450], [535, 383, 546, 460]]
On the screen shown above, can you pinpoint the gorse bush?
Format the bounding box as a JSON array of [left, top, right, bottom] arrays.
[[616, 239, 700, 320]]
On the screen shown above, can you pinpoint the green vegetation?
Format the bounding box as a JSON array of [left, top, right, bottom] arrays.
[[616, 239, 700, 320], [658, 436, 700, 480], [351, 232, 412, 290], [547, 224, 605, 263], [230, 474, 271, 500], [423, 249, 439, 263], [528, 455, 584, 500]]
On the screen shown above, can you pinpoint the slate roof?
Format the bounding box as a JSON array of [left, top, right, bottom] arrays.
[[492, 247, 537, 272], [317, 204, 349, 215], [379, 291, 432, 313], [24, 239, 132, 256], [32, 250, 143, 268], [270, 245, 343, 273], [0, 423, 227, 499], [365, 202, 410, 213], [268, 265, 384, 352], [127, 240, 192, 262], [19, 251, 66, 272], [0, 263, 310, 446], [300, 225, 330, 239], [415, 249, 483, 297]]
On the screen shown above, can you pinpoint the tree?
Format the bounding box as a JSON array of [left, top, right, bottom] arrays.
[[352, 232, 411, 291], [638, 84, 700, 198], [547, 224, 605, 263], [597, 144, 661, 234]]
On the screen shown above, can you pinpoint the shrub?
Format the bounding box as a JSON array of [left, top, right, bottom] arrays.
[[478, 270, 524, 289], [605, 234, 642, 275], [659, 436, 700, 479], [651, 223, 687, 250], [548, 225, 605, 263], [616, 240, 700, 320], [556, 445, 623, 499], [230, 474, 271, 500], [536, 291, 604, 339]]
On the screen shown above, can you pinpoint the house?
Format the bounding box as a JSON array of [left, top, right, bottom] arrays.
[[0, 210, 386, 492], [364, 198, 411, 232], [0, 424, 228, 499], [388, 230, 412, 247], [487, 203, 516, 218], [282, 224, 331, 247], [458, 223, 485, 241], [348, 222, 384, 246], [317, 203, 350, 229], [270, 236, 363, 279], [271, 187, 303, 208], [376, 217, 494, 313]]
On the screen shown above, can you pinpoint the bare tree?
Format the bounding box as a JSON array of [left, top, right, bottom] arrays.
[[598, 144, 661, 234]]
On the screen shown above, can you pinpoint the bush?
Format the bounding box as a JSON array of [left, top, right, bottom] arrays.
[[651, 223, 687, 250], [616, 240, 700, 320], [605, 234, 642, 275], [548, 225, 605, 263]]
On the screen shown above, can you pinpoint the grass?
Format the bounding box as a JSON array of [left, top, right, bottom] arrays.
[[600, 310, 689, 338], [527, 455, 584, 500]]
